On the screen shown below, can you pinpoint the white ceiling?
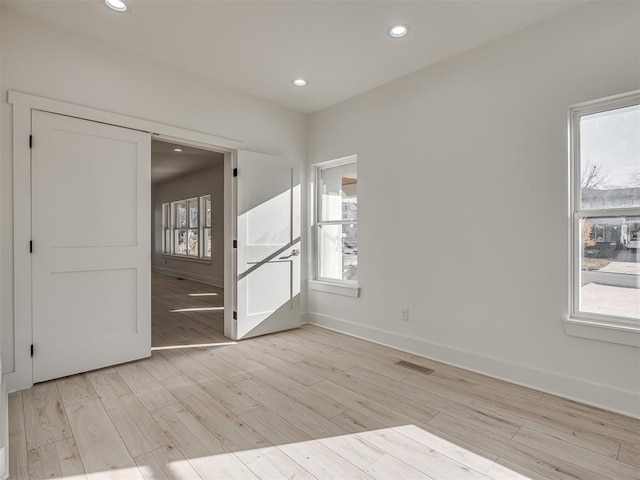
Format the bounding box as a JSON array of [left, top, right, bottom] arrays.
[[4, 0, 585, 113], [151, 140, 223, 185]]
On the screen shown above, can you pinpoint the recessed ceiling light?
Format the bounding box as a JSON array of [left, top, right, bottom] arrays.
[[104, 0, 128, 13], [292, 78, 308, 87], [388, 24, 410, 38], [173, 148, 183, 153]]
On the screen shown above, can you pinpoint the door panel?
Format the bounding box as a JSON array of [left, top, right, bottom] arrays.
[[235, 150, 300, 340], [31, 111, 151, 383]]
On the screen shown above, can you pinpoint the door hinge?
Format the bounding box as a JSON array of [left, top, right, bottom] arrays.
[[29, 135, 33, 149], [233, 311, 237, 320], [233, 240, 237, 248], [233, 168, 238, 177], [30, 344, 34, 357], [29, 240, 33, 253]]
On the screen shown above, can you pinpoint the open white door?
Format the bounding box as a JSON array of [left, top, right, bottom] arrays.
[[234, 150, 301, 340], [31, 111, 151, 383]]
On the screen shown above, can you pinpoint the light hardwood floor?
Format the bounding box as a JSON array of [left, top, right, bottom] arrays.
[[8, 274, 640, 479], [150, 273, 225, 348]]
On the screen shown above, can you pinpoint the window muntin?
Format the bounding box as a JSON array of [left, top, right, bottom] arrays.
[[315, 157, 358, 284], [162, 195, 212, 259], [572, 94, 640, 326]]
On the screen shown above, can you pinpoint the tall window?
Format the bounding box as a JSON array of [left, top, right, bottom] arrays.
[[202, 195, 212, 258], [315, 156, 358, 284], [570, 93, 639, 327], [162, 203, 171, 254], [162, 194, 212, 259]]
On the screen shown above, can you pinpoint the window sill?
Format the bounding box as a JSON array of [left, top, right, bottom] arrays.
[[563, 317, 640, 347], [308, 280, 359, 298], [162, 254, 212, 265]]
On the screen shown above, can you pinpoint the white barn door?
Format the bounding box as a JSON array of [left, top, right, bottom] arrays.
[[234, 150, 301, 339], [31, 111, 151, 383]]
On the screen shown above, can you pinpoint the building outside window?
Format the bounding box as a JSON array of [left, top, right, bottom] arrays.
[[570, 92, 639, 328], [315, 156, 358, 284]]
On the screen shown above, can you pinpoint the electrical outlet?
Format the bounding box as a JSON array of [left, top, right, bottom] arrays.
[[400, 306, 409, 321]]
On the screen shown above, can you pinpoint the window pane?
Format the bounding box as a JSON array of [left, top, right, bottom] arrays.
[[204, 228, 212, 258], [162, 203, 170, 228], [579, 216, 639, 319], [175, 202, 187, 228], [318, 223, 358, 282], [319, 163, 357, 221], [163, 229, 171, 254], [580, 104, 640, 209], [187, 229, 198, 256], [175, 229, 187, 255], [189, 200, 198, 228], [204, 196, 212, 227]]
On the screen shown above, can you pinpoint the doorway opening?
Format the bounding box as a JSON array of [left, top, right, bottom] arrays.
[[9, 90, 302, 392], [150, 140, 229, 350]]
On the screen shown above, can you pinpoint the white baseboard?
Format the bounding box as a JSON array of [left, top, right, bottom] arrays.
[[304, 312, 640, 419], [152, 267, 223, 288]]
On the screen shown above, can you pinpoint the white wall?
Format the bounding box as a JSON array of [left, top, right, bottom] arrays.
[[0, 7, 307, 375], [0, 5, 7, 478], [307, 1, 640, 416], [152, 163, 225, 286]]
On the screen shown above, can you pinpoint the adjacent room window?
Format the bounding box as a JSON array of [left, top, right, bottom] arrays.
[[570, 93, 639, 327], [161, 202, 171, 254], [162, 195, 212, 259], [315, 156, 358, 284], [202, 195, 212, 258]]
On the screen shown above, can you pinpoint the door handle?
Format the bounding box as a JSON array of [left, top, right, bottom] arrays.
[[277, 248, 301, 260]]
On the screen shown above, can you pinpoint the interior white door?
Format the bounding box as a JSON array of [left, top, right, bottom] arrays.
[[235, 150, 300, 339], [31, 111, 151, 383]]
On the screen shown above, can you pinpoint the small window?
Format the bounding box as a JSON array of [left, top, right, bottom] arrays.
[[570, 93, 640, 330], [202, 195, 212, 258], [161, 203, 171, 254], [315, 156, 358, 284], [163, 195, 212, 260]]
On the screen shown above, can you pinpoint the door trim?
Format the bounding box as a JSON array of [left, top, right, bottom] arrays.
[[8, 90, 243, 392]]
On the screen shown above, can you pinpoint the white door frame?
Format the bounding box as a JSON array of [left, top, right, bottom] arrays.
[[7, 90, 243, 392]]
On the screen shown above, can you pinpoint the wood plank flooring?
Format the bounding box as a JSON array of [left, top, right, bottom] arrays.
[[8, 274, 640, 479], [150, 273, 225, 348]]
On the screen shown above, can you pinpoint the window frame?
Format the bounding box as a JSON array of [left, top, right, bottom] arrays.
[[567, 91, 640, 346], [172, 197, 197, 257], [201, 194, 212, 258], [312, 155, 359, 293], [161, 202, 171, 255], [162, 195, 212, 262]]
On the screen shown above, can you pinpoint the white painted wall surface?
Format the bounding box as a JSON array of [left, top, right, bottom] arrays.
[[307, 2, 640, 416], [0, 8, 307, 375], [152, 163, 225, 286], [0, 5, 7, 478]]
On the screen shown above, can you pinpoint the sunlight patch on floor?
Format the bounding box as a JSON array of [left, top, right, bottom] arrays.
[[151, 341, 237, 351], [127, 426, 532, 479], [169, 306, 224, 313]]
